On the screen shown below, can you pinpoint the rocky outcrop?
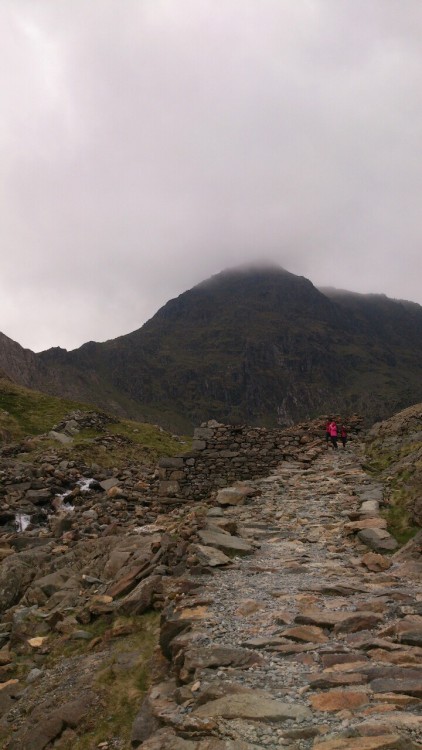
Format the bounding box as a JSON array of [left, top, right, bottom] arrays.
[[0, 334, 39, 388]]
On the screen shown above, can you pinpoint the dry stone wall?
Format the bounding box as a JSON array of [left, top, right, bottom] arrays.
[[158, 418, 329, 501]]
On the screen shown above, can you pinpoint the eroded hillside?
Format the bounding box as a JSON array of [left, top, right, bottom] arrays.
[[365, 403, 422, 543]]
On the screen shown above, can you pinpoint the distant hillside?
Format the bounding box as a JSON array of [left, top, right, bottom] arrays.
[[2, 265, 422, 430]]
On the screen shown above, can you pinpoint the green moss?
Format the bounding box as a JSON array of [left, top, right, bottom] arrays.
[[108, 419, 190, 456], [72, 613, 159, 750], [44, 613, 159, 750], [382, 497, 419, 545], [365, 435, 422, 545], [67, 422, 188, 470]]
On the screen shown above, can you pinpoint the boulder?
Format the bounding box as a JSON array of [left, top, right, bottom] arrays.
[[31, 568, 78, 599], [357, 528, 398, 552], [117, 575, 162, 616], [99, 477, 120, 491], [0, 552, 42, 614], [361, 552, 391, 572], [215, 488, 251, 506]]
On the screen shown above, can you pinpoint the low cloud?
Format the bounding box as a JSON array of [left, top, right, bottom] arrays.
[[1, 0, 422, 351]]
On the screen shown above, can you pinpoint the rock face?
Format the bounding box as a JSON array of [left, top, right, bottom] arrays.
[[0, 334, 39, 389], [3, 266, 422, 429]]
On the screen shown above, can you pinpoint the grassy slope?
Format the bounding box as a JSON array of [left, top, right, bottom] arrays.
[[364, 413, 422, 544], [0, 376, 187, 464], [0, 376, 89, 441]]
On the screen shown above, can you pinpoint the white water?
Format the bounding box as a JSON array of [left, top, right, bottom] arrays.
[[15, 514, 31, 532], [15, 478, 96, 533], [54, 477, 95, 512], [77, 477, 95, 493]]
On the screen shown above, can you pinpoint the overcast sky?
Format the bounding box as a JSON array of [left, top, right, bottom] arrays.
[[1, 0, 422, 352]]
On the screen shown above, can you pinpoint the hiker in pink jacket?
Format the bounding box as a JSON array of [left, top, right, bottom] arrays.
[[329, 420, 338, 450]]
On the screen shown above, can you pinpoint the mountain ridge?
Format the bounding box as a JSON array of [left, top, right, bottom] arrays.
[[2, 265, 422, 430]]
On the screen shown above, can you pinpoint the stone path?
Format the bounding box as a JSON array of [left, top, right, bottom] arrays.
[[151, 449, 422, 749]]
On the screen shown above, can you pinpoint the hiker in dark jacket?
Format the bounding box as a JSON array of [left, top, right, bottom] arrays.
[[340, 424, 347, 449]]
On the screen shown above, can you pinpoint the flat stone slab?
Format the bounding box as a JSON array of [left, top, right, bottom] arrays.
[[193, 544, 232, 567], [240, 637, 289, 649], [367, 647, 422, 665], [308, 672, 367, 689], [313, 583, 370, 597], [333, 611, 384, 634], [363, 666, 422, 681], [310, 689, 369, 712], [197, 530, 253, 555], [358, 486, 384, 502], [194, 691, 311, 722], [295, 608, 351, 629], [313, 733, 418, 749], [398, 629, 422, 647], [117, 575, 162, 616], [370, 678, 422, 698], [281, 625, 329, 643]]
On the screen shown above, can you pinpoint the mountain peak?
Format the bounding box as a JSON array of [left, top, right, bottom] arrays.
[[2, 265, 422, 431], [200, 262, 295, 286]]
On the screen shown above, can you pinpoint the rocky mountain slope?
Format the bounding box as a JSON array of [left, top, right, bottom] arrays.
[[1, 401, 422, 749], [2, 265, 422, 430]]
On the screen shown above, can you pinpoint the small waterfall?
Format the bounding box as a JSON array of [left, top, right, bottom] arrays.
[[53, 477, 95, 513], [15, 514, 31, 532]]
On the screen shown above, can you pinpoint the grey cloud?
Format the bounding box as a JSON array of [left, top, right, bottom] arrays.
[[1, 0, 422, 351]]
